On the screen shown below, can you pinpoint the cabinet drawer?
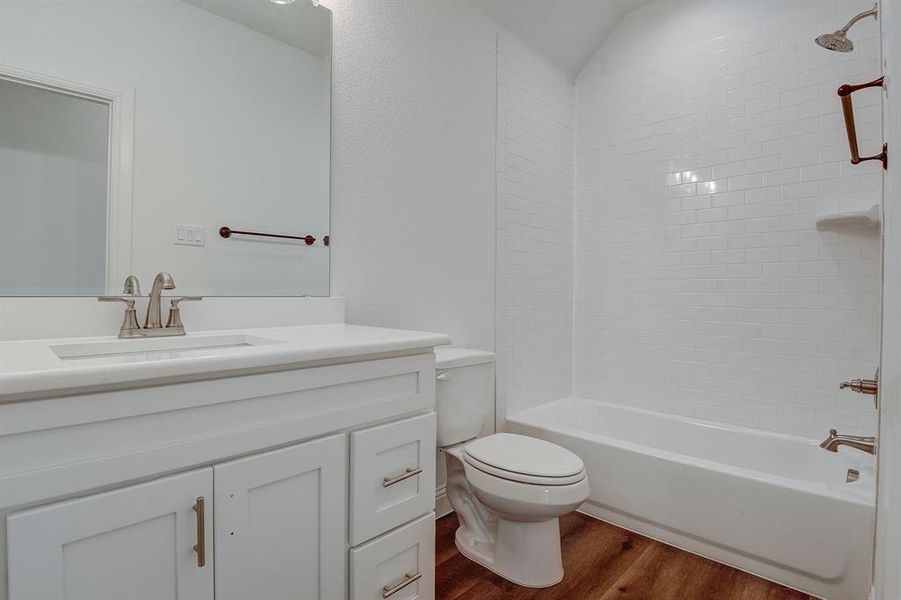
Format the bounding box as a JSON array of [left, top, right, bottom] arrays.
[[351, 413, 436, 544], [350, 512, 435, 600]]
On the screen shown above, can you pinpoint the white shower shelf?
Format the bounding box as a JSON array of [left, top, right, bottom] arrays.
[[815, 205, 880, 231]]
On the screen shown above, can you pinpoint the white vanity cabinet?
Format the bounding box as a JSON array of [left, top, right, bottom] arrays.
[[214, 434, 347, 600], [0, 334, 445, 600], [7, 468, 214, 600]]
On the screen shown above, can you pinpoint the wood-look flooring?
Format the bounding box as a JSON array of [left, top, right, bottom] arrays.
[[436, 512, 818, 600]]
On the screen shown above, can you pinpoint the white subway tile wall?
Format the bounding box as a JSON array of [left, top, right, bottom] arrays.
[[573, 0, 881, 437], [497, 33, 575, 419]]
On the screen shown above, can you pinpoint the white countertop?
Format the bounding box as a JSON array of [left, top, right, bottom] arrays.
[[0, 324, 450, 402]]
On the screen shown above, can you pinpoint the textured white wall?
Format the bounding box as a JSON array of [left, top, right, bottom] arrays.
[[496, 33, 575, 419], [326, 0, 497, 351], [324, 0, 499, 505], [574, 0, 882, 437]]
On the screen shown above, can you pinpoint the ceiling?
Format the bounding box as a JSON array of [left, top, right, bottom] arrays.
[[471, 0, 651, 78], [184, 0, 331, 58]]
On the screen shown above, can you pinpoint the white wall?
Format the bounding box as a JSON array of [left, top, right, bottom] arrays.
[[573, 0, 882, 437], [0, 79, 109, 295], [0, 0, 330, 296], [496, 33, 575, 419], [326, 0, 497, 351]]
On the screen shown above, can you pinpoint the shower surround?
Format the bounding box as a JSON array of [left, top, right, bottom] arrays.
[[496, 0, 882, 439], [572, 0, 882, 438]]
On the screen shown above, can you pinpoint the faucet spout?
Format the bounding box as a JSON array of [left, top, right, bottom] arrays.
[[145, 272, 176, 329], [819, 428, 876, 455]]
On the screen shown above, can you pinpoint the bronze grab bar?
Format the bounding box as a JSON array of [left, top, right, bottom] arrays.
[[219, 226, 316, 246], [837, 76, 887, 169]]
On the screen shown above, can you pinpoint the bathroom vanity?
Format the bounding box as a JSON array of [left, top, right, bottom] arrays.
[[0, 324, 448, 600], [0, 1, 450, 596]]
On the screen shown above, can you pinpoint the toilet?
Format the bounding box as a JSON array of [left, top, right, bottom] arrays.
[[435, 347, 590, 588]]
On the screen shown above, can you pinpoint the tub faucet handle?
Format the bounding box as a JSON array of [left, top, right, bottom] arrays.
[[839, 378, 878, 395]]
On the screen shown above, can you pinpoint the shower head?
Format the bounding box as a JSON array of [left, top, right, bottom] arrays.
[[815, 4, 877, 53], [815, 30, 854, 53]]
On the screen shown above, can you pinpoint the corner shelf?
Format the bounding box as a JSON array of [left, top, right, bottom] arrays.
[[815, 205, 880, 231]]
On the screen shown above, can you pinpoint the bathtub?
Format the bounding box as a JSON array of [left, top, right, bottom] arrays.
[[506, 398, 875, 600]]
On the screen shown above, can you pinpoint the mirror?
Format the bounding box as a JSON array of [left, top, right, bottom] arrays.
[[0, 0, 331, 296]]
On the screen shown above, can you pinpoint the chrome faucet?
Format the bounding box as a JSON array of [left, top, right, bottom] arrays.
[[144, 272, 176, 330], [99, 273, 201, 338], [819, 429, 876, 455]]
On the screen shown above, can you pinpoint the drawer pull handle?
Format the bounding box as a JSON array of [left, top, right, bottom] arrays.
[[382, 572, 422, 598], [193, 496, 206, 567], [383, 467, 422, 487]]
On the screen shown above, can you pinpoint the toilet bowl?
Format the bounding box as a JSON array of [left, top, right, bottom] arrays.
[[443, 433, 589, 587], [435, 348, 590, 588]]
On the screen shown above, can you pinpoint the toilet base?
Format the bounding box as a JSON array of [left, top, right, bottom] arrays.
[[454, 517, 564, 588]]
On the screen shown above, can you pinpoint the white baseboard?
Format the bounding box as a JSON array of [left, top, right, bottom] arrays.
[[436, 486, 452, 518]]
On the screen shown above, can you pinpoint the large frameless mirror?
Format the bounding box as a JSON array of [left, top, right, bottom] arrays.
[[0, 0, 331, 296]]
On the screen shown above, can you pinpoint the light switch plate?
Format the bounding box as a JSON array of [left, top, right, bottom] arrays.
[[175, 224, 205, 246]]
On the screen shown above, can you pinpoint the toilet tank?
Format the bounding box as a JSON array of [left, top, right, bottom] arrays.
[[434, 347, 496, 447]]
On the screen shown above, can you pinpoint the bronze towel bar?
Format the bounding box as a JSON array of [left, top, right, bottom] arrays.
[[837, 76, 887, 169], [219, 226, 320, 246]]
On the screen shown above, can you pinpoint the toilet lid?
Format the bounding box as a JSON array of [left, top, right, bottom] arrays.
[[463, 433, 585, 480]]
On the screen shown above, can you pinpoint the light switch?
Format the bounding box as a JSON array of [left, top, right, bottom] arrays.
[[175, 224, 205, 246]]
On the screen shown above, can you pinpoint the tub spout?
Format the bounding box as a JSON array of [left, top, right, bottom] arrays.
[[819, 428, 876, 455]]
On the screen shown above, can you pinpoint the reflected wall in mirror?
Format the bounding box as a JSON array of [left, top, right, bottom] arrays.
[[0, 0, 331, 296]]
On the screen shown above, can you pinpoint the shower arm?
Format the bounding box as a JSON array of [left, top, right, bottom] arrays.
[[838, 6, 878, 34]]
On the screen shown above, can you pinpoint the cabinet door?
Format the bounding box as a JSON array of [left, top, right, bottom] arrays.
[[7, 468, 213, 600], [214, 434, 346, 600]]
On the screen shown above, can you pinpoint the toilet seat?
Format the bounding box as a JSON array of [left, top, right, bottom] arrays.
[[464, 453, 586, 485], [462, 433, 586, 486]]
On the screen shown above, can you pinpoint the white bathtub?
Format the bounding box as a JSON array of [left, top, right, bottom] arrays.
[[506, 398, 875, 600]]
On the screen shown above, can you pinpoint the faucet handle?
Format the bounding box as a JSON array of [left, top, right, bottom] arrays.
[[839, 379, 878, 395], [98, 295, 136, 308], [98, 296, 141, 337], [169, 296, 203, 309], [165, 296, 202, 332]]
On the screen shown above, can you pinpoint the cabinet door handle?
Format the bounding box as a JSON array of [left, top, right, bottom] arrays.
[[193, 496, 206, 567], [383, 572, 422, 598], [382, 467, 422, 487]]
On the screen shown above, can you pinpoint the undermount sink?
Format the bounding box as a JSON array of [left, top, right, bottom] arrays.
[[50, 333, 284, 364]]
